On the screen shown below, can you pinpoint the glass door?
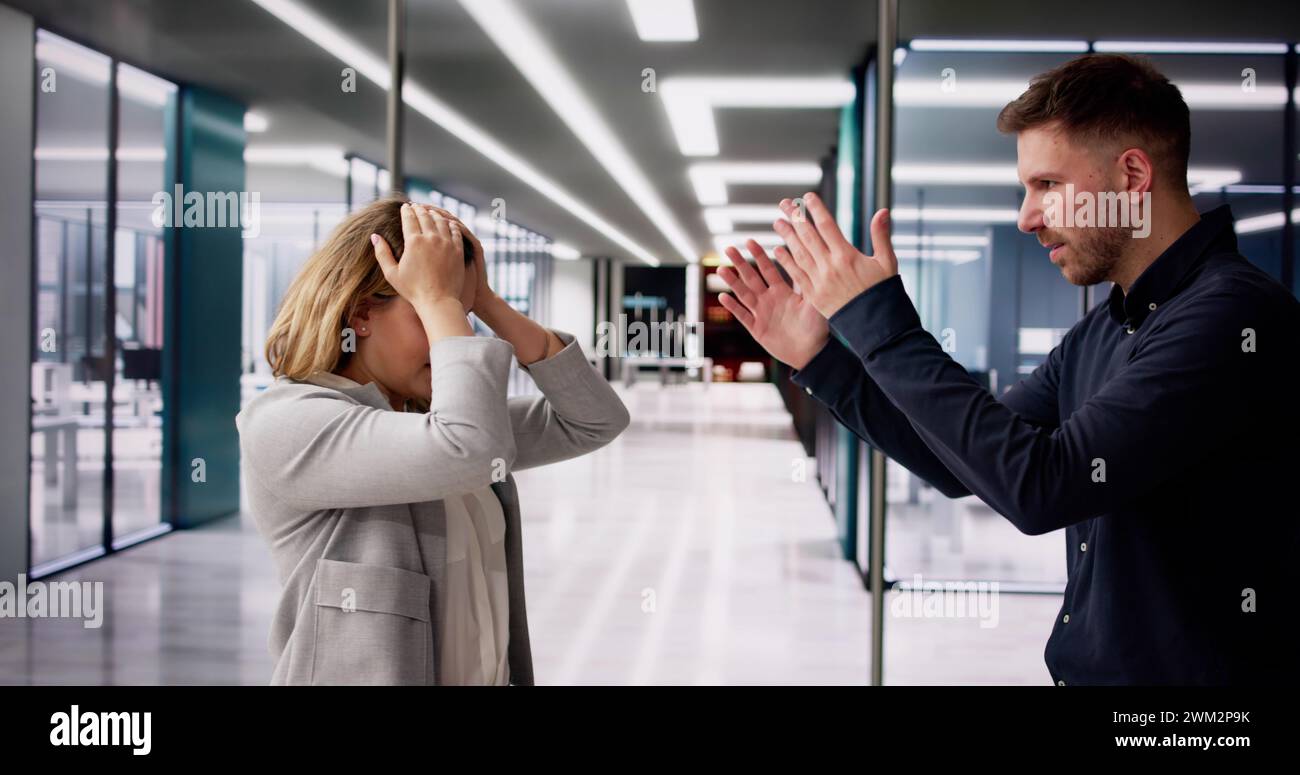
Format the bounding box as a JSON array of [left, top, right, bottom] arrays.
[[30, 31, 177, 576], [111, 62, 175, 546], [30, 31, 113, 572]]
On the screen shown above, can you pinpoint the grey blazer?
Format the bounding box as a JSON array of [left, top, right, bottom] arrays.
[[235, 329, 630, 685]]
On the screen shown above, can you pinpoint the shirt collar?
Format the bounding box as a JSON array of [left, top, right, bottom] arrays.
[[298, 370, 402, 411], [1106, 204, 1237, 330]]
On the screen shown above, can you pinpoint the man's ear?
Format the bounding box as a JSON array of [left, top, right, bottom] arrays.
[[1116, 147, 1155, 194]]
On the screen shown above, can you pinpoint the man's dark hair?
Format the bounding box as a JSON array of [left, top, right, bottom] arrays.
[[996, 53, 1191, 191]]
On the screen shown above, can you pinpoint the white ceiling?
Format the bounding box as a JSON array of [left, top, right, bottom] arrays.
[[12, 0, 1300, 263]]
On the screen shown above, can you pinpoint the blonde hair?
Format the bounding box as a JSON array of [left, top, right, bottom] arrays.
[[264, 195, 471, 409]]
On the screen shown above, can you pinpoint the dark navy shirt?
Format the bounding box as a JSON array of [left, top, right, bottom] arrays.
[[792, 205, 1299, 685]]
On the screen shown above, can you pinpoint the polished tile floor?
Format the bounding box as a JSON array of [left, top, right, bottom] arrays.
[[1, 382, 1060, 685]]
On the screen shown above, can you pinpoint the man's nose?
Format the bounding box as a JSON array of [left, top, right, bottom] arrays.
[[1017, 196, 1043, 235]]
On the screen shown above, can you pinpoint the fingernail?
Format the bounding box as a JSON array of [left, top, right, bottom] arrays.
[[370, 234, 380, 246]]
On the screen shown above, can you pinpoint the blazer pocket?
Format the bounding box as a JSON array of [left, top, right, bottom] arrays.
[[310, 558, 432, 685]]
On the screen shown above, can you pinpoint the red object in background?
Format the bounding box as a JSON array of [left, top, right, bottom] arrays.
[[700, 263, 770, 382]]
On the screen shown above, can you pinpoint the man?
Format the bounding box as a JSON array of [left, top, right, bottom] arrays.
[[718, 54, 1298, 685]]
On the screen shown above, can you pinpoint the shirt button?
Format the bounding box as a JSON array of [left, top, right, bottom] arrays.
[[1063, 614, 1070, 623], [1125, 326, 1135, 334], [1057, 680, 1066, 686], [804, 386, 813, 395], [1148, 302, 1157, 311], [1080, 542, 1087, 552]]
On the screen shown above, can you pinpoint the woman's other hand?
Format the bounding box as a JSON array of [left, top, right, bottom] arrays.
[[460, 222, 501, 316], [413, 204, 498, 316], [372, 202, 466, 307]]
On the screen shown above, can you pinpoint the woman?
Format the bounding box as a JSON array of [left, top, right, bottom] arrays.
[[236, 197, 630, 685]]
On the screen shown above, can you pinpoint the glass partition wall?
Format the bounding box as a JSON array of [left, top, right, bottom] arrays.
[[111, 62, 173, 546], [888, 47, 1085, 591], [835, 36, 1295, 682], [30, 31, 177, 574], [876, 38, 1298, 599]]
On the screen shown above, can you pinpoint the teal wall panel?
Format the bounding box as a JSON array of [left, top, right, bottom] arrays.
[[162, 86, 246, 528]]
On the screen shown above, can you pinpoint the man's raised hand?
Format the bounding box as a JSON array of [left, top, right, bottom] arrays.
[[770, 192, 898, 319], [716, 239, 829, 370]]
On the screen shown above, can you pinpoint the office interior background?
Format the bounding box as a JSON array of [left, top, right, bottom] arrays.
[[1, 0, 1297, 685]]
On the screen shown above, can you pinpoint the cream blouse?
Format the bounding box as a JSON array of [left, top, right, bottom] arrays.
[[439, 486, 511, 686]]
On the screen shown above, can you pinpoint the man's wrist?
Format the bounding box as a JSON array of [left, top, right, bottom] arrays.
[[827, 275, 918, 359], [789, 334, 831, 371]]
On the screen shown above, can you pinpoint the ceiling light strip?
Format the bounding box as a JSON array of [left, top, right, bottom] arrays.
[[892, 163, 1242, 191], [908, 39, 1089, 53], [895, 79, 1290, 108], [688, 162, 823, 205], [660, 77, 856, 156], [456, 0, 695, 263], [626, 0, 698, 42], [250, 0, 663, 266], [1235, 208, 1300, 234], [1093, 41, 1290, 55], [891, 207, 1019, 223]]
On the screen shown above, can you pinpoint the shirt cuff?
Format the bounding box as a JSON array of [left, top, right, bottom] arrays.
[[789, 336, 853, 399], [827, 274, 923, 359]]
